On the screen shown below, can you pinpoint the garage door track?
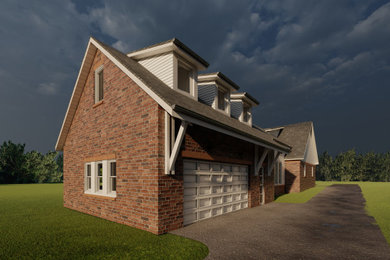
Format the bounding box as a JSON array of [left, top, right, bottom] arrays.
[[171, 184, 390, 259]]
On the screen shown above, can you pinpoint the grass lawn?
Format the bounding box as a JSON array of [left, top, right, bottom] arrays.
[[0, 184, 208, 259], [275, 181, 390, 245]]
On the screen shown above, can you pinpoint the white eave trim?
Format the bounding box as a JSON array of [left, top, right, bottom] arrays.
[[176, 112, 289, 154], [55, 41, 97, 151], [127, 42, 207, 70]]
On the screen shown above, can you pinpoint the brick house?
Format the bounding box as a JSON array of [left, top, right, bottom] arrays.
[[55, 37, 318, 234], [265, 122, 319, 195]]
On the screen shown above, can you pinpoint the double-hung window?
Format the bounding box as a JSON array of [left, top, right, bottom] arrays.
[[85, 163, 92, 192], [109, 161, 116, 192], [274, 161, 284, 185], [84, 159, 117, 197]]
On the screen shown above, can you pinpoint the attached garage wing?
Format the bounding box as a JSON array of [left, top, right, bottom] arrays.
[[183, 160, 249, 225]]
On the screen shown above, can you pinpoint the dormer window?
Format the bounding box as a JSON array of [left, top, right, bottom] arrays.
[[198, 72, 239, 116], [217, 89, 226, 110], [230, 92, 259, 127], [243, 105, 250, 123], [178, 65, 190, 93]]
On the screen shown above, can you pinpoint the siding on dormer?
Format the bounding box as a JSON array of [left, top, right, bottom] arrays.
[[231, 101, 242, 119], [198, 84, 217, 106], [139, 53, 174, 88]]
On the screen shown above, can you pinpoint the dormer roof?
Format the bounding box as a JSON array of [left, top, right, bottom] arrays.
[[231, 92, 259, 106], [127, 38, 209, 70], [198, 72, 240, 92]]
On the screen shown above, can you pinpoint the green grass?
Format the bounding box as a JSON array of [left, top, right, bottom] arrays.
[[274, 182, 331, 203], [275, 181, 390, 245], [0, 184, 208, 260]]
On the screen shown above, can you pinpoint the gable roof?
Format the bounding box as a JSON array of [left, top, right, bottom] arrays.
[[265, 121, 313, 160], [56, 37, 290, 153]]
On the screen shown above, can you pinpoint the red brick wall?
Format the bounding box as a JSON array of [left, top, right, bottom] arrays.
[[263, 164, 275, 203], [285, 160, 301, 193], [285, 160, 316, 193], [63, 49, 164, 234], [274, 185, 285, 197], [301, 163, 316, 192]]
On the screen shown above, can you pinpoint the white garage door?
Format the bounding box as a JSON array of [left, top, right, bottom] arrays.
[[183, 160, 249, 225]]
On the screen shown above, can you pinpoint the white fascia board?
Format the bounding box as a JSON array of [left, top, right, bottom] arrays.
[[90, 38, 174, 116], [55, 40, 97, 151], [264, 126, 284, 132], [303, 126, 319, 165], [176, 112, 288, 154], [128, 42, 207, 70], [230, 93, 258, 107], [198, 74, 237, 92], [127, 42, 173, 59]]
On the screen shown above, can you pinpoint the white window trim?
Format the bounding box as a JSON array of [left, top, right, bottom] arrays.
[[311, 165, 314, 177], [173, 56, 197, 100], [84, 159, 116, 198], [303, 163, 306, 177], [94, 65, 104, 104], [85, 163, 92, 192], [274, 158, 285, 185], [214, 84, 231, 115]]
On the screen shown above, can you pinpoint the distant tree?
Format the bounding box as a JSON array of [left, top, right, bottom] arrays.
[[317, 151, 332, 181], [56, 153, 63, 182], [317, 149, 390, 182], [0, 141, 28, 183], [24, 151, 60, 183]]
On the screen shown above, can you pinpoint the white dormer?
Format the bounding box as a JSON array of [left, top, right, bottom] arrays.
[[198, 72, 240, 116], [230, 92, 259, 126], [127, 38, 208, 100]]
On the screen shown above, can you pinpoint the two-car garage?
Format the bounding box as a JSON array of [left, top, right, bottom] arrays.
[[183, 160, 249, 225]]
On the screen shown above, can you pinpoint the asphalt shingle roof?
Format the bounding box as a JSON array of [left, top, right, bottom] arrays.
[[265, 121, 313, 159], [94, 37, 290, 152]]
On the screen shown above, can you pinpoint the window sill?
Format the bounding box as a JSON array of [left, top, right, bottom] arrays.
[[84, 192, 116, 200], [93, 100, 104, 108]]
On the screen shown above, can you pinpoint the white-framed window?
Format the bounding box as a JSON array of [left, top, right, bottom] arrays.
[[109, 160, 117, 192], [311, 165, 314, 177], [303, 163, 306, 177], [274, 161, 284, 185], [85, 163, 92, 192], [94, 65, 104, 103], [178, 65, 191, 93], [84, 159, 117, 197], [243, 105, 251, 123], [217, 89, 226, 111]]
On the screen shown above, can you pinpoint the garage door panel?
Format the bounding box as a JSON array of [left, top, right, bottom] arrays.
[[183, 160, 248, 225]]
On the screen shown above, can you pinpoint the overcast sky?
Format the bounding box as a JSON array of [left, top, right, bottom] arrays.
[[1, 0, 389, 155]]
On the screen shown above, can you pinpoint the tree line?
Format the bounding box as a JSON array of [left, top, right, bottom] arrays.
[[317, 150, 390, 182], [0, 141, 63, 184]]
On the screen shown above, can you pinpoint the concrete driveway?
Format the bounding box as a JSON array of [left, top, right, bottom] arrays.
[[171, 184, 390, 259]]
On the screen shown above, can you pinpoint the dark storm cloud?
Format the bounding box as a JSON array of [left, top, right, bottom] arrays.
[[0, 0, 389, 154]]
